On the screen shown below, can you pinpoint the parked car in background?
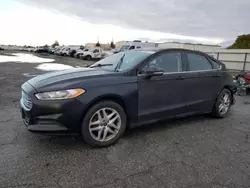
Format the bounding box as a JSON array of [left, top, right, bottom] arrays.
[[27, 48, 36, 52], [35, 47, 50, 53], [75, 49, 89, 58], [69, 48, 79, 57], [113, 41, 158, 53], [48, 47, 55, 54], [54, 48, 63, 55], [81, 47, 104, 60], [20, 48, 236, 147], [0, 47, 4, 51], [60, 47, 71, 56]]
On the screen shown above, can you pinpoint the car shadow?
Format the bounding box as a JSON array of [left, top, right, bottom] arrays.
[[35, 114, 211, 149], [124, 114, 211, 138]]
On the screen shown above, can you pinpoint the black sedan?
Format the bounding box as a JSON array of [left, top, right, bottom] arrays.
[[20, 48, 236, 147]]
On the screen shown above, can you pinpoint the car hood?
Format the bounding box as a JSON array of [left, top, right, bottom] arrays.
[[27, 67, 114, 92]]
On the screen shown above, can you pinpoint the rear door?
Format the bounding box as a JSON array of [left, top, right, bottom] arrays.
[[183, 51, 222, 112]]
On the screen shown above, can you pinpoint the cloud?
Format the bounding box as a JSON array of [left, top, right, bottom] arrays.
[[15, 0, 250, 41]]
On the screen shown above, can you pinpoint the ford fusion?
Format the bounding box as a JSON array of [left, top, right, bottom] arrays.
[[20, 49, 236, 147]]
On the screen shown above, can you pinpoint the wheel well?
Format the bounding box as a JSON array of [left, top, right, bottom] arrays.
[[79, 95, 128, 130], [223, 85, 234, 96]]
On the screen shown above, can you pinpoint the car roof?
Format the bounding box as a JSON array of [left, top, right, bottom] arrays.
[[135, 47, 209, 56]]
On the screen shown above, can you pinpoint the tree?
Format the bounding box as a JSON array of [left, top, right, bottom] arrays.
[[52, 40, 59, 48], [80, 45, 84, 49], [96, 41, 101, 47], [110, 41, 116, 49], [228, 34, 250, 49]]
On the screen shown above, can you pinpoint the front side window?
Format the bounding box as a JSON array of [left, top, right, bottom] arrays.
[[141, 52, 183, 73], [186, 53, 212, 71]]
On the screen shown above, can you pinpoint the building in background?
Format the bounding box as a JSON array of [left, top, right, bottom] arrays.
[[158, 42, 221, 52], [115, 41, 126, 48], [85, 43, 111, 50]]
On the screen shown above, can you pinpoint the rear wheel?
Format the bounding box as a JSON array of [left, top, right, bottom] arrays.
[[212, 89, 232, 118], [81, 101, 126, 147]]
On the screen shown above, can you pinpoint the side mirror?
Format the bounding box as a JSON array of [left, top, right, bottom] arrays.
[[144, 67, 164, 78]]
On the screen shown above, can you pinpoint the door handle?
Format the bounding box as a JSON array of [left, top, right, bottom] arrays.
[[176, 76, 185, 80]]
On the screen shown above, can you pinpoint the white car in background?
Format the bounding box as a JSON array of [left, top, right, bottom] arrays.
[[60, 47, 71, 56], [113, 41, 158, 53], [80, 47, 104, 60], [54, 47, 64, 55], [74, 48, 90, 58]]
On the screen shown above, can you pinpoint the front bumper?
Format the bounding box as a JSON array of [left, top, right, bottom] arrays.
[[20, 83, 85, 134], [20, 105, 69, 133]]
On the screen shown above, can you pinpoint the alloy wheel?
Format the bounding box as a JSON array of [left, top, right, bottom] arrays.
[[88, 108, 121, 142], [218, 93, 231, 115]]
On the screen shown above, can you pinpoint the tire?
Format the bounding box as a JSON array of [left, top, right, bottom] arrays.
[[212, 89, 232, 118], [86, 55, 91, 61], [81, 101, 127, 147]]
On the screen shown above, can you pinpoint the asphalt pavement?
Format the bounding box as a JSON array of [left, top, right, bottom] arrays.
[[0, 51, 250, 188]]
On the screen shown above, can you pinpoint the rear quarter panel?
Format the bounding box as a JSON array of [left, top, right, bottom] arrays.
[[221, 70, 236, 93]]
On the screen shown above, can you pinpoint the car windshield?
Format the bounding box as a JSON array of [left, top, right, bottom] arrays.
[[119, 45, 130, 52], [90, 51, 153, 71]]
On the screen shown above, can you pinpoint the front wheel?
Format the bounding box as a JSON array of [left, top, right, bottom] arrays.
[[212, 89, 232, 118], [81, 101, 127, 147]]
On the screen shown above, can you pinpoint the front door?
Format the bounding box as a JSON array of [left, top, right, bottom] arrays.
[[138, 51, 187, 122]]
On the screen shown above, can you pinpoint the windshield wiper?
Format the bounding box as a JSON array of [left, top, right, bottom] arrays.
[[114, 53, 125, 72], [90, 64, 113, 68]]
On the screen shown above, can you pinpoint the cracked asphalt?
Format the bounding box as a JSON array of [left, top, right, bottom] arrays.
[[0, 51, 250, 188]]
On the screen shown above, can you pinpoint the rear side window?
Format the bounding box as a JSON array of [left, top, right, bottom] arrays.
[[186, 53, 212, 71], [209, 58, 221, 69]]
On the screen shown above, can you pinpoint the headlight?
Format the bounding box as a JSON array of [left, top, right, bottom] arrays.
[[35, 89, 85, 100]]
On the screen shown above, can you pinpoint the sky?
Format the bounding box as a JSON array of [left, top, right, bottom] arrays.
[[0, 0, 249, 47]]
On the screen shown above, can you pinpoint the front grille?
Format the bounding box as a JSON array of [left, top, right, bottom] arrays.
[[22, 90, 33, 110]]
